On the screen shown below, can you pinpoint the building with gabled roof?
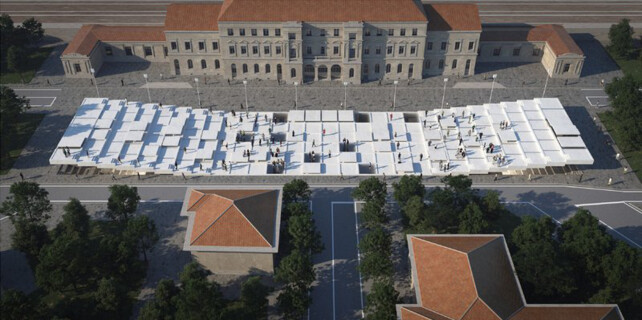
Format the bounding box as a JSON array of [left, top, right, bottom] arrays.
[[398, 235, 623, 320], [60, 0, 584, 81], [180, 188, 282, 274]]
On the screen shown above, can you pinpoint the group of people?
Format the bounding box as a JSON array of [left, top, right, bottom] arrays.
[[485, 142, 496, 154], [271, 159, 285, 173], [269, 147, 281, 158], [499, 120, 511, 130], [61, 147, 73, 158], [493, 154, 507, 166], [455, 146, 467, 159], [439, 160, 450, 172]]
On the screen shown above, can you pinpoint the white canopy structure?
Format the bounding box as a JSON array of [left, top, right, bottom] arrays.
[[50, 97, 593, 176]]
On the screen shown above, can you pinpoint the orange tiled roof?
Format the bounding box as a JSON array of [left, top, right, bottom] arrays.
[[217, 0, 428, 22], [62, 24, 165, 56], [424, 3, 481, 31], [185, 189, 279, 249], [480, 24, 584, 56], [165, 3, 222, 31], [400, 235, 622, 320]]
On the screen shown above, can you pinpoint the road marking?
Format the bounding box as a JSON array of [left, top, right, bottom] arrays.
[[624, 202, 642, 215], [330, 202, 336, 320], [0, 216, 10, 221], [574, 200, 642, 207], [585, 96, 609, 107], [27, 97, 56, 107], [353, 202, 365, 319], [12, 88, 61, 91]]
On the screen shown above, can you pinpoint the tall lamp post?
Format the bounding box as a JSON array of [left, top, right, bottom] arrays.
[[194, 77, 201, 107], [393, 80, 399, 111], [343, 81, 349, 109], [242, 80, 249, 109], [440, 78, 448, 109], [489, 74, 497, 104], [542, 70, 550, 98], [294, 81, 299, 110], [143, 74, 151, 103], [90, 68, 99, 96]]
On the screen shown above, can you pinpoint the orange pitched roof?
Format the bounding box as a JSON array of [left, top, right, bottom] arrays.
[[480, 24, 584, 56], [62, 25, 165, 56], [217, 0, 428, 22], [400, 235, 622, 320], [424, 3, 481, 31], [165, 3, 222, 31], [184, 189, 280, 249]]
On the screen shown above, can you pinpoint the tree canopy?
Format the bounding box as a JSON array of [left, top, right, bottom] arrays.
[[0, 181, 51, 224], [106, 185, 141, 222], [608, 19, 634, 58], [122, 215, 159, 263], [392, 175, 424, 206], [364, 280, 399, 320], [288, 212, 324, 254], [352, 177, 387, 203], [282, 178, 311, 205], [604, 75, 642, 151]]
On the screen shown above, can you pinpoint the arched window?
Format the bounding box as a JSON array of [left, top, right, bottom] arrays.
[[265, 64, 271, 73], [349, 68, 354, 78], [452, 59, 457, 69], [254, 64, 259, 73], [243, 64, 248, 73], [201, 59, 207, 69], [386, 64, 391, 73], [187, 59, 193, 69], [397, 64, 402, 73], [214, 59, 220, 69], [375, 64, 380, 73], [331, 65, 341, 73], [290, 68, 296, 78]]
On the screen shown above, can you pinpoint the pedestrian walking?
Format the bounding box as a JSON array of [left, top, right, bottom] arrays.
[[112, 174, 117, 181], [292, 130, 295, 137], [420, 154, 423, 161], [46, 79, 51, 86], [19, 172, 24, 181], [90, 78, 93, 86], [396, 141, 400, 149], [228, 79, 231, 85], [121, 79, 124, 86], [241, 103, 244, 109], [312, 139, 316, 147], [494, 174, 498, 181], [137, 172, 141, 180], [182, 173, 186, 180], [323, 129, 326, 136], [390, 113, 393, 121]]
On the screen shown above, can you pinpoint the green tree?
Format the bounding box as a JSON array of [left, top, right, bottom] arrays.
[[561, 209, 614, 286], [6, 46, 28, 83], [358, 250, 393, 281], [123, 215, 159, 263], [480, 190, 502, 221], [0, 289, 40, 320], [364, 280, 399, 320], [402, 195, 429, 231], [604, 75, 642, 151], [94, 277, 127, 315], [283, 202, 312, 221], [19, 17, 44, 45], [11, 219, 49, 264], [609, 19, 634, 58], [360, 198, 388, 228], [0, 14, 15, 55], [56, 198, 90, 238], [359, 226, 391, 256], [282, 179, 311, 205], [106, 185, 140, 222], [275, 250, 315, 287], [458, 203, 489, 234], [240, 276, 270, 319], [392, 175, 424, 207], [352, 177, 387, 203], [277, 284, 311, 320], [511, 216, 575, 299], [36, 232, 90, 292], [173, 262, 225, 320], [424, 188, 460, 233], [138, 279, 178, 320], [0, 86, 30, 150], [288, 213, 324, 254], [0, 181, 51, 224], [593, 241, 642, 303]]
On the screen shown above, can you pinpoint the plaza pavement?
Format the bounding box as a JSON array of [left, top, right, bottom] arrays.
[[1, 32, 640, 190]]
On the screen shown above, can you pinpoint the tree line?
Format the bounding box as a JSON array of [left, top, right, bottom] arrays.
[[352, 177, 399, 320], [0, 14, 45, 83], [1, 86, 30, 165], [0, 182, 158, 319]]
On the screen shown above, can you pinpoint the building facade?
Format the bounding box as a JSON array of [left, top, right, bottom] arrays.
[[61, 0, 585, 83]]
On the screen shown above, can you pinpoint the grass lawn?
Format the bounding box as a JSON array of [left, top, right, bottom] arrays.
[[0, 113, 45, 175], [607, 48, 642, 82], [0, 47, 53, 84], [599, 111, 642, 182]]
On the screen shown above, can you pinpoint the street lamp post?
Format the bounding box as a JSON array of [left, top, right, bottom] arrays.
[[294, 81, 299, 110], [542, 71, 550, 98], [143, 74, 151, 103], [194, 77, 201, 107], [343, 81, 349, 109], [242, 80, 249, 109], [90, 68, 99, 96], [489, 74, 497, 104], [393, 80, 399, 111], [440, 78, 448, 109]]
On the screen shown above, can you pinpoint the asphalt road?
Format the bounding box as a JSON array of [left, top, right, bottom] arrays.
[[1, 1, 641, 28]]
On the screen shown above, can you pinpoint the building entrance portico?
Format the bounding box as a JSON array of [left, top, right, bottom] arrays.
[[318, 65, 328, 80]]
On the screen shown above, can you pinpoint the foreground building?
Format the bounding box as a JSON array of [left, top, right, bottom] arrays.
[[60, 0, 585, 82], [49, 97, 593, 176], [399, 235, 623, 320], [180, 188, 282, 274]]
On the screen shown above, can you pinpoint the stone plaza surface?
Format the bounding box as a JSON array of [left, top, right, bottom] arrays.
[[50, 97, 592, 176]]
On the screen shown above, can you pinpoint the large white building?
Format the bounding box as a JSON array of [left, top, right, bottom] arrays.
[[60, 0, 585, 83]]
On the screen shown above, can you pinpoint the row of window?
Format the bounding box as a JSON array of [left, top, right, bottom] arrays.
[[183, 58, 222, 70], [171, 40, 219, 52], [492, 47, 541, 57], [105, 45, 159, 57], [426, 40, 475, 52], [228, 44, 283, 56], [227, 28, 281, 37]]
